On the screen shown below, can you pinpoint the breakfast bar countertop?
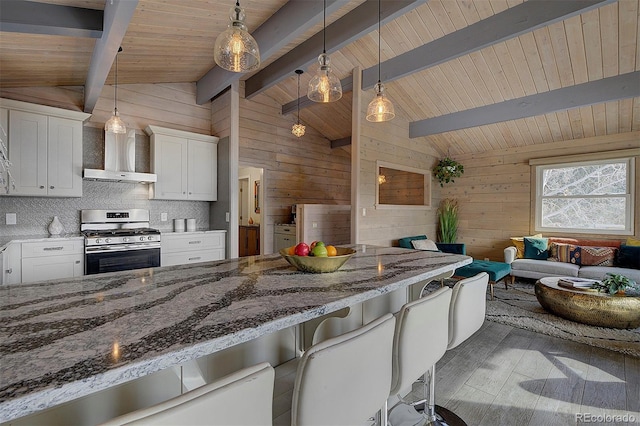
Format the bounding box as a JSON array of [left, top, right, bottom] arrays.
[[0, 245, 471, 422]]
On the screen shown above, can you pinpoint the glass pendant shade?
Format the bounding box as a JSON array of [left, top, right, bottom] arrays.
[[307, 53, 342, 103], [214, 3, 260, 73], [105, 109, 127, 134], [366, 82, 395, 122], [292, 123, 305, 137]]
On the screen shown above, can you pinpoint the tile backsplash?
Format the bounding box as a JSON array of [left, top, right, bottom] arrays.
[[0, 127, 210, 235]]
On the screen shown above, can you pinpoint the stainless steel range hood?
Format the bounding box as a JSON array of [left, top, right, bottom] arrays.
[[83, 130, 157, 184]]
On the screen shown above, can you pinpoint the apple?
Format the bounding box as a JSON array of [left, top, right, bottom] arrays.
[[311, 244, 328, 257], [294, 242, 310, 256], [309, 241, 318, 250]]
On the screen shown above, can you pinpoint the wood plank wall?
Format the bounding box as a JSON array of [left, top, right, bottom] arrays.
[[356, 101, 442, 247], [229, 83, 351, 254], [297, 204, 351, 246], [440, 131, 640, 261], [1, 83, 212, 135]]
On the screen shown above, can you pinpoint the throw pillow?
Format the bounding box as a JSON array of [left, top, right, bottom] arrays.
[[524, 237, 549, 260], [616, 244, 640, 269], [549, 242, 581, 264], [510, 234, 543, 258], [626, 237, 640, 247], [411, 239, 439, 251], [579, 246, 616, 266]]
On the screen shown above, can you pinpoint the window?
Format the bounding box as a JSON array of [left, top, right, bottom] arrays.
[[535, 157, 635, 235], [375, 161, 431, 209]]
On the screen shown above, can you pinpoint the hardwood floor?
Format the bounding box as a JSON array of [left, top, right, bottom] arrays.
[[272, 321, 640, 425]]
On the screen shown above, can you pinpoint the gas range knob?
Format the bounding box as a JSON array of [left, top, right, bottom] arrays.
[[122, 237, 129, 243], [95, 238, 101, 244], [139, 236, 145, 242], [105, 238, 111, 243], [148, 236, 154, 241]]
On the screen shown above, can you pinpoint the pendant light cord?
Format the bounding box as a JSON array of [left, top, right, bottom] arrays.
[[377, 0, 381, 84], [297, 72, 301, 124], [323, 0, 326, 54], [114, 51, 118, 111]]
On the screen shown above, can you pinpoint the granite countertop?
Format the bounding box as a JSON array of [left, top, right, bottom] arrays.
[[0, 246, 471, 422]]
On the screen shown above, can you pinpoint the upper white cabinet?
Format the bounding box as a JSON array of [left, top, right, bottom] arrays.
[[1, 99, 90, 197], [145, 125, 219, 201]]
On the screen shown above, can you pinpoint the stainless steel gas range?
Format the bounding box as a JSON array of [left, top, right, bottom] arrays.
[[81, 209, 161, 275]]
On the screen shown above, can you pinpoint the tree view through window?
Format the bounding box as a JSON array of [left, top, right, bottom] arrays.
[[536, 158, 634, 234]]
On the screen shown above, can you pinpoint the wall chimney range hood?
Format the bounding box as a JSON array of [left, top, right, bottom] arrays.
[[83, 130, 157, 184]]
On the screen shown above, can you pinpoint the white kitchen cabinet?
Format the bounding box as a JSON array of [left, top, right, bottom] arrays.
[[1, 99, 90, 197], [1, 243, 22, 285], [274, 224, 297, 252], [21, 239, 84, 284], [145, 125, 219, 201], [161, 232, 226, 267]]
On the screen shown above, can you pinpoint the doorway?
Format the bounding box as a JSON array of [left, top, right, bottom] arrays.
[[238, 166, 264, 256]]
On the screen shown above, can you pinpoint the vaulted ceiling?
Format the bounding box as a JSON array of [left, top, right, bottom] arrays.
[[1, 0, 638, 157]]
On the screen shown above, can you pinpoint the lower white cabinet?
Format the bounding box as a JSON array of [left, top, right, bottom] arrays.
[[1, 243, 22, 285], [21, 239, 84, 284], [161, 232, 226, 267]]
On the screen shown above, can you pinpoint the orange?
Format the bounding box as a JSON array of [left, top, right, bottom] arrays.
[[287, 246, 296, 255], [326, 245, 337, 257]]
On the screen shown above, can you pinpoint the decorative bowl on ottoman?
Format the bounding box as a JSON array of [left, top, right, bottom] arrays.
[[279, 247, 356, 273]]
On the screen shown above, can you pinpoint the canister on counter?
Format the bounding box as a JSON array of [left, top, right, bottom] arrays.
[[173, 218, 185, 232]]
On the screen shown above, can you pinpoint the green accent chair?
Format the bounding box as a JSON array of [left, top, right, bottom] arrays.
[[397, 235, 466, 255]]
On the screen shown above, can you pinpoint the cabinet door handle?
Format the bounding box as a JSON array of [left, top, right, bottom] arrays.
[[43, 246, 64, 251], [188, 241, 202, 244], [75, 260, 81, 264], [40, 186, 45, 189], [6, 268, 12, 274], [50, 186, 54, 189], [188, 256, 201, 261]]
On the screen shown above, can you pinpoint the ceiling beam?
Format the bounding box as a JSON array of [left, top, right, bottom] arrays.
[[331, 137, 351, 149], [0, 0, 103, 38], [83, 0, 138, 113], [409, 71, 640, 138], [196, 0, 350, 105], [282, 75, 353, 115], [245, 0, 426, 100], [363, 0, 617, 90]]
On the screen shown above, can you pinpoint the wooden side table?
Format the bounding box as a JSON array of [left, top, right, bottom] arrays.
[[534, 277, 640, 329]]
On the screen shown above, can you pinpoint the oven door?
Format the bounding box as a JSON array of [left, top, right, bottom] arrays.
[[85, 245, 160, 275]]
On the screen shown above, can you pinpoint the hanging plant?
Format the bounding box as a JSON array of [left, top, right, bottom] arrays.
[[433, 157, 464, 187]]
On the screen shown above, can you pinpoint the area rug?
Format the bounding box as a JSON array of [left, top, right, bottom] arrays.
[[423, 278, 640, 358]]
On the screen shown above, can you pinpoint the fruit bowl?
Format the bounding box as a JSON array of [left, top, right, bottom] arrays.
[[279, 247, 356, 273]]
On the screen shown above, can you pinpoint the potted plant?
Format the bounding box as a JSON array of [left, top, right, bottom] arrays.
[[437, 198, 459, 243], [592, 273, 640, 295], [433, 157, 464, 187]]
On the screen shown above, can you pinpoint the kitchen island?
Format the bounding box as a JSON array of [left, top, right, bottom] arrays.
[[0, 245, 471, 423]]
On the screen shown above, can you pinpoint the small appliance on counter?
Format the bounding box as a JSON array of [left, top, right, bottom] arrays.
[[173, 218, 185, 232], [81, 209, 161, 275], [186, 218, 196, 232]]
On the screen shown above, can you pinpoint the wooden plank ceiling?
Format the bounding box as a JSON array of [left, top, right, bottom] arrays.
[[0, 0, 638, 157]]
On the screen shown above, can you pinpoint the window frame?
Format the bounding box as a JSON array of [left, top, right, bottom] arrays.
[[533, 157, 635, 235]]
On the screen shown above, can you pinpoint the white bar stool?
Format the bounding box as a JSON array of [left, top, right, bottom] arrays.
[[100, 362, 274, 426], [388, 287, 452, 425], [291, 313, 396, 426]]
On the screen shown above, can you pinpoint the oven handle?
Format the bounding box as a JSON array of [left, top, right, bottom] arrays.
[[85, 244, 160, 254]]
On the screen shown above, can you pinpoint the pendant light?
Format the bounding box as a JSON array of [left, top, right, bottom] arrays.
[[105, 46, 127, 134], [307, 0, 342, 103], [292, 70, 306, 138], [366, 0, 395, 122], [214, 1, 260, 73]]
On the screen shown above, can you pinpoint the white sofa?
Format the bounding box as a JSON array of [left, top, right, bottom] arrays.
[[504, 246, 640, 283]]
